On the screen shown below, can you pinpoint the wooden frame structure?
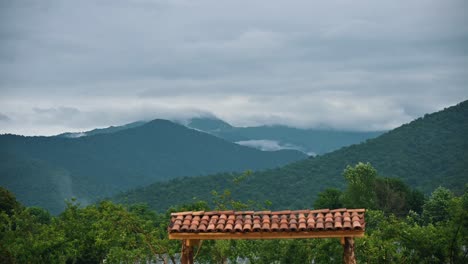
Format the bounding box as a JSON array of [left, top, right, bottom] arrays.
[[168, 209, 365, 264]]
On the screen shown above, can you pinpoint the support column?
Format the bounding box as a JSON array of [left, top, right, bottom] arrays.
[[181, 239, 194, 264], [181, 239, 200, 264], [342, 237, 356, 264]]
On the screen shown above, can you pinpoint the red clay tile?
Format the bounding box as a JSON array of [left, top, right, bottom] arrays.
[[207, 223, 215, 232], [218, 210, 234, 214], [254, 210, 271, 215], [334, 221, 343, 229], [352, 221, 361, 229], [192, 211, 205, 216], [190, 224, 198, 232], [198, 224, 206, 232], [224, 223, 233, 232], [292, 209, 311, 214], [343, 221, 352, 229], [316, 222, 324, 230], [298, 222, 307, 231], [348, 209, 365, 213], [216, 223, 224, 232], [271, 210, 291, 215], [171, 211, 192, 216], [181, 224, 189, 232], [169, 209, 365, 234], [253, 223, 261, 231], [310, 209, 330, 214], [325, 221, 334, 230], [289, 221, 298, 231], [171, 224, 181, 232], [279, 223, 289, 231], [204, 211, 217, 216], [330, 208, 347, 212], [271, 222, 279, 231]]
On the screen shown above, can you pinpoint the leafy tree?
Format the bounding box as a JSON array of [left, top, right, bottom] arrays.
[[0, 186, 20, 216], [423, 186, 454, 223], [313, 188, 343, 209], [342, 162, 377, 209]]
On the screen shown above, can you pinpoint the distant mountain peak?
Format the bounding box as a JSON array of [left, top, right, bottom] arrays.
[[186, 116, 233, 132]]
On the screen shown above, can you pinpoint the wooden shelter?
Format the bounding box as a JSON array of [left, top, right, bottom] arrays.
[[168, 208, 365, 264]]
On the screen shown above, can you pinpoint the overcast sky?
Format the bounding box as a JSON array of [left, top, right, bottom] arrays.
[[1, 0, 467, 135]]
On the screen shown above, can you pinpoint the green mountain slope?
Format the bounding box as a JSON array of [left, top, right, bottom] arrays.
[[115, 100, 468, 211], [187, 117, 383, 155], [0, 119, 306, 213], [57, 121, 147, 138]]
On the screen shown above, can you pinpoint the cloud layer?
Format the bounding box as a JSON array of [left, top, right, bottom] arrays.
[[1, 0, 467, 135]]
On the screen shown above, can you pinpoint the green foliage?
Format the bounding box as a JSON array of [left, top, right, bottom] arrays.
[[342, 162, 378, 209], [423, 186, 454, 223], [115, 101, 468, 211], [1, 179, 468, 263], [313, 188, 343, 209], [0, 186, 20, 216], [0, 119, 306, 214], [0, 196, 181, 263]]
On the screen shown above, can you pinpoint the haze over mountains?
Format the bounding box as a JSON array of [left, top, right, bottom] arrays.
[[0, 120, 306, 214], [185, 117, 383, 155], [58, 116, 384, 155], [115, 100, 468, 211], [1, 100, 467, 214]]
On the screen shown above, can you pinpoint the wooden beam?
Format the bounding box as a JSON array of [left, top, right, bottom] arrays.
[[186, 239, 200, 247], [181, 239, 194, 264], [343, 237, 356, 264], [169, 230, 364, 240]]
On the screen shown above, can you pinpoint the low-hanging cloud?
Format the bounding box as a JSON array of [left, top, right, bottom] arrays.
[[236, 139, 302, 152], [0, 0, 467, 135]]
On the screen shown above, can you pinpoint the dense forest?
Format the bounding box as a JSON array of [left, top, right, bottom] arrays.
[[0, 120, 306, 214], [115, 100, 468, 211], [1, 163, 467, 263]]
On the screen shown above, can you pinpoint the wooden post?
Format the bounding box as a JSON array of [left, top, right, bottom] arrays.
[[181, 239, 194, 264], [343, 237, 356, 264]]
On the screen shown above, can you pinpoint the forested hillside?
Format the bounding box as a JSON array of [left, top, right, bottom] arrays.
[[115, 100, 468, 211], [2, 167, 467, 263], [0, 120, 306, 214], [57, 121, 147, 138], [56, 116, 383, 155]]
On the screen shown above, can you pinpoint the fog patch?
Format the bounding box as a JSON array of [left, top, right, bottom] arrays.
[[50, 169, 74, 202], [236, 139, 303, 152]]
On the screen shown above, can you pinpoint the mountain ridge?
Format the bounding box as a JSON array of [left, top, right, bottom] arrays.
[[0, 119, 306, 214], [114, 100, 468, 211]]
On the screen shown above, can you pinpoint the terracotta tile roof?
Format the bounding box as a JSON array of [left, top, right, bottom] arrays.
[[169, 209, 365, 235]]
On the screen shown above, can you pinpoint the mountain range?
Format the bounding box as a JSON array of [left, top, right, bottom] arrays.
[[185, 117, 384, 155], [114, 100, 468, 211], [0, 120, 306, 213], [59, 116, 383, 155]]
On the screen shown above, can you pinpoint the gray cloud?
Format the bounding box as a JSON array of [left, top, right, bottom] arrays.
[[0, 112, 11, 122], [1, 0, 467, 135]]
